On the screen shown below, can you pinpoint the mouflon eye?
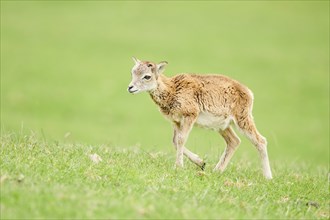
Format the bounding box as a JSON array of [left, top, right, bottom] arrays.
[[147, 63, 153, 67], [143, 75, 152, 80]]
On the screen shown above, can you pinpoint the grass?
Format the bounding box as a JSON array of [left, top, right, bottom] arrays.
[[1, 1, 329, 219], [1, 133, 328, 219]]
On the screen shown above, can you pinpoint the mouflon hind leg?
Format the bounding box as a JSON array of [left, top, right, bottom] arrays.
[[214, 126, 241, 172], [236, 115, 273, 179]]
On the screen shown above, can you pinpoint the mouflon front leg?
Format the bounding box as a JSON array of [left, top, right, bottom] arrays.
[[173, 124, 205, 169], [172, 115, 200, 168]]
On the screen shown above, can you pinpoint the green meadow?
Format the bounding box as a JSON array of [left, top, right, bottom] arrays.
[[1, 1, 329, 219]]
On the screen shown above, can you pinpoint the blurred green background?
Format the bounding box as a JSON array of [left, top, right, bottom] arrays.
[[1, 1, 329, 166]]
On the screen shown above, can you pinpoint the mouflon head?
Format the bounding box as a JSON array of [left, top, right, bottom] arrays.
[[128, 57, 167, 94]]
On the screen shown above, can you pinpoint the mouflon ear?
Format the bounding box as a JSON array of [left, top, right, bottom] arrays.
[[156, 61, 168, 75], [132, 57, 141, 64]]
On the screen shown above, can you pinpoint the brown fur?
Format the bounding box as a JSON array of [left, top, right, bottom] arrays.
[[149, 74, 252, 122]]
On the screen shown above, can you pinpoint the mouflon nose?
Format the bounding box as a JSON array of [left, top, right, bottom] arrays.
[[128, 85, 134, 92]]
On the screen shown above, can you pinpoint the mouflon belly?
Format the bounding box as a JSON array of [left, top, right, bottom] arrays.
[[195, 112, 232, 131]]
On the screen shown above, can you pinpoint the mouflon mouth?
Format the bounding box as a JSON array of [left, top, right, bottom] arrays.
[[128, 87, 138, 94]]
